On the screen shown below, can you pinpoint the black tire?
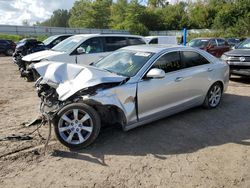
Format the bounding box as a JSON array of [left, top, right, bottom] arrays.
[[53, 103, 101, 149], [203, 82, 223, 109]]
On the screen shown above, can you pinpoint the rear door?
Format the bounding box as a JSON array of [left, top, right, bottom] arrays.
[[180, 50, 213, 100]]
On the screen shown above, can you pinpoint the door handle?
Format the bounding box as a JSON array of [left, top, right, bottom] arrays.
[[175, 77, 183, 82], [207, 68, 213, 72]]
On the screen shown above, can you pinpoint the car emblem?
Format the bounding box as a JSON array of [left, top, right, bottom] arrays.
[[239, 57, 245, 62]]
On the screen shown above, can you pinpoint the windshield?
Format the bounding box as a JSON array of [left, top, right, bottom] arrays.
[[94, 50, 154, 77], [237, 39, 250, 49], [188, 39, 209, 48], [52, 36, 84, 53], [43, 35, 58, 45]]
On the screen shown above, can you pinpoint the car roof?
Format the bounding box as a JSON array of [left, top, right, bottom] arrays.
[[121, 44, 187, 53], [51, 34, 73, 37], [70, 33, 144, 38]]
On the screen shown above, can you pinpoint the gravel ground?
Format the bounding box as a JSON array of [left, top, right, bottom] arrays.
[[0, 56, 250, 188]]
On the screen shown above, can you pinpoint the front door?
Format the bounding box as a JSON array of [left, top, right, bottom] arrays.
[[75, 37, 108, 65], [137, 51, 189, 120]]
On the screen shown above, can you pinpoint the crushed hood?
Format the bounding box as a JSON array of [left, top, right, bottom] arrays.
[[22, 50, 64, 62], [34, 61, 126, 101]]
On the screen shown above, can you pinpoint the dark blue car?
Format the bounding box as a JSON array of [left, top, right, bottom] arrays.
[[0, 39, 16, 56]]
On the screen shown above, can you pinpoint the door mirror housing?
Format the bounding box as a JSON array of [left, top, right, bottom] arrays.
[[146, 68, 165, 79], [77, 47, 85, 54]]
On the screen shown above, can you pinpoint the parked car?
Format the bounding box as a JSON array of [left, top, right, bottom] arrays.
[[226, 38, 240, 48], [0, 39, 16, 56], [22, 34, 146, 81], [34, 45, 229, 149], [42, 34, 73, 49], [221, 38, 250, 77], [187, 38, 230, 58], [145, 36, 178, 45], [13, 35, 72, 73]]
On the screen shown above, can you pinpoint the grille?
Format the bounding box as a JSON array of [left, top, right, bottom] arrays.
[[228, 56, 250, 62]]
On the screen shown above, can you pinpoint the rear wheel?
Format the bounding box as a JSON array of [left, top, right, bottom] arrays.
[[203, 82, 223, 109], [54, 103, 101, 149]]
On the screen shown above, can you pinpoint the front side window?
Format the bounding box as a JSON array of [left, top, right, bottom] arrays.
[[105, 37, 127, 52], [94, 50, 154, 77], [181, 51, 210, 68], [79, 37, 103, 54], [152, 52, 182, 73]]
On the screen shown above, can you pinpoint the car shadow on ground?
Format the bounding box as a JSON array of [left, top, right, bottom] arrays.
[[230, 76, 250, 85], [51, 92, 250, 166]]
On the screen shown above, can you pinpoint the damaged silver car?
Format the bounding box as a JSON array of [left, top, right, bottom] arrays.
[[34, 45, 229, 149]]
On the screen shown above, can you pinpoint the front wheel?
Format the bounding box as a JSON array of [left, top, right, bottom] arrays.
[[54, 103, 101, 149], [203, 82, 223, 109]]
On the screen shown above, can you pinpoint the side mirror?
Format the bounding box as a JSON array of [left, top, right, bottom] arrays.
[[146, 68, 165, 79], [77, 47, 85, 54]]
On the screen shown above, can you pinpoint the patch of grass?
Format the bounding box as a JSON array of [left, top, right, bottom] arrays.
[[0, 33, 48, 42]]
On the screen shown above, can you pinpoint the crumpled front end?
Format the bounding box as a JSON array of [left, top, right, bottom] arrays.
[[34, 61, 136, 127]]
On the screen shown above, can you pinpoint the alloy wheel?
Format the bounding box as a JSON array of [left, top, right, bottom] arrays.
[[58, 109, 93, 145]]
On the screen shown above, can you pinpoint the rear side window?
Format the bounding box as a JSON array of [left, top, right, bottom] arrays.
[[105, 37, 127, 52], [149, 38, 158, 44], [128, 37, 146, 45], [152, 51, 182, 73], [181, 51, 210, 68]]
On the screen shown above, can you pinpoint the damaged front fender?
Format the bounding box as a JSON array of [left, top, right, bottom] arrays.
[[83, 83, 138, 127]]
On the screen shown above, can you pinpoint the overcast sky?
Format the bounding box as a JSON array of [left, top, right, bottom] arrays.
[[0, 0, 77, 25], [0, 0, 180, 26]]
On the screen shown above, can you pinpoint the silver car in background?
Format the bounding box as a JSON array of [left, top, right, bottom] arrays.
[[34, 45, 229, 149]]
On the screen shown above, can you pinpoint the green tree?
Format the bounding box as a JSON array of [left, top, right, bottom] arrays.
[[109, 0, 128, 29], [188, 1, 217, 29], [123, 0, 149, 35], [36, 9, 70, 27], [69, 0, 112, 28], [161, 2, 188, 30]]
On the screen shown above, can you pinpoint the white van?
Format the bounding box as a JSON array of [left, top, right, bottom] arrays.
[[22, 34, 146, 65], [145, 36, 177, 45]]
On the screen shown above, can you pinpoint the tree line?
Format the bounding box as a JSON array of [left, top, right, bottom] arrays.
[[35, 0, 250, 37]]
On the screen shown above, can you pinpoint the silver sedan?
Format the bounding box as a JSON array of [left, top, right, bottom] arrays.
[[34, 45, 229, 149]]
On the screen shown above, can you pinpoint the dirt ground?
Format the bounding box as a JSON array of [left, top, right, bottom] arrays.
[[0, 56, 250, 188]]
